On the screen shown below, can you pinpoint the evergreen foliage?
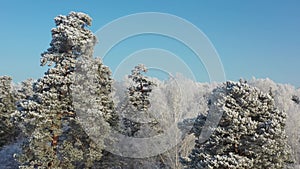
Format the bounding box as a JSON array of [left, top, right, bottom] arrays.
[[16, 12, 115, 168], [0, 11, 298, 169], [182, 81, 293, 169], [0, 76, 19, 148], [120, 64, 156, 137]]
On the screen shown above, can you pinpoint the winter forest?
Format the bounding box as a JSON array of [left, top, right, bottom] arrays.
[[1, 12, 300, 169]]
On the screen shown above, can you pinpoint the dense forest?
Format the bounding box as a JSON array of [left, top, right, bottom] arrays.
[[0, 12, 299, 169]]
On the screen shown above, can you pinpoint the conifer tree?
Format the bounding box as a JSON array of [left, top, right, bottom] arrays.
[[0, 76, 19, 148], [15, 79, 34, 101], [17, 12, 115, 168], [120, 64, 156, 137], [98, 65, 162, 169], [182, 81, 292, 169]]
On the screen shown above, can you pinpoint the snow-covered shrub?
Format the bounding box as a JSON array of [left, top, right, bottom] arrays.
[[182, 80, 292, 169]]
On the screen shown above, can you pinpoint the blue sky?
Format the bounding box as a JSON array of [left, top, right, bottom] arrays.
[[0, 0, 299, 87]]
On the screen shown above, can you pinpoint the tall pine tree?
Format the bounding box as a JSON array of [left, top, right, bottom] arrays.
[[17, 12, 115, 168], [182, 81, 293, 169]]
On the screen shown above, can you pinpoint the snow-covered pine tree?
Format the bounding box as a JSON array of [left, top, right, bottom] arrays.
[[17, 12, 114, 168], [248, 78, 300, 167], [71, 53, 120, 168], [15, 79, 34, 101], [0, 76, 19, 148], [128, 64, 154, 111], [98, 65, 163, 169], [120, 64, 156, 137], [182, 80, 292, 169]]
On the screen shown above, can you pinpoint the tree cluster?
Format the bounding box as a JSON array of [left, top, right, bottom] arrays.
[[0, 12, 296, 169]]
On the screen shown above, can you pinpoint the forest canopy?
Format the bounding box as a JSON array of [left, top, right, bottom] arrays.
[[0, 12, 299, 169]]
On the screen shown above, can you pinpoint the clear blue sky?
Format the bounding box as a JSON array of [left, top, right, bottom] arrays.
[[1, 0, 299, 87]]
